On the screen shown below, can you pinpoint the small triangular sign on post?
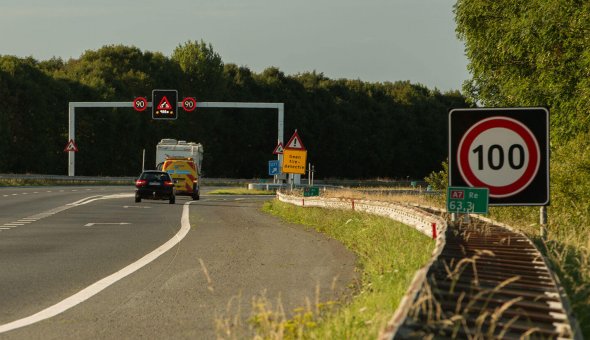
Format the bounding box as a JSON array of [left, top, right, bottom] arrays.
[[273, 142, 284, 155], [157, 96, 172, 110], [64, 139, 78, 152], [285, 130, 306, 150]]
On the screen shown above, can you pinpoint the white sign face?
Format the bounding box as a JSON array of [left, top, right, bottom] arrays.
[[457, 116, 540, 198]]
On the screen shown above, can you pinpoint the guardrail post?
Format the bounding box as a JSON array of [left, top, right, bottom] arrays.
[[351, 199, 355, 211], [432, 222, 437, 239], [302, 198, 305, 207]]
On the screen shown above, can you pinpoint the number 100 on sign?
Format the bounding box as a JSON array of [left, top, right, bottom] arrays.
[[449, 108, 549, 206]]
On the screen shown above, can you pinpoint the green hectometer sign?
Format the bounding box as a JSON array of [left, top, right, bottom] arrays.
[[304, 187, 320, 197], [447, 187, 489, 214]]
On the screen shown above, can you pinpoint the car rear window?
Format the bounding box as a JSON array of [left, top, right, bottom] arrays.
[[141, 172, 170, 181]]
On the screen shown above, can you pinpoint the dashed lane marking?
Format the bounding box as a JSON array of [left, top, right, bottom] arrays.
[[0, 194, 132, 233]]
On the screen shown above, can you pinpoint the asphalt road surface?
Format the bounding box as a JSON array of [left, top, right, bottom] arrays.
[[0, 186, 357, 339]]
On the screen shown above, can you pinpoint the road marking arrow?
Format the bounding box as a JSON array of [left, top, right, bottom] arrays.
[[84, 222, 131, 227]]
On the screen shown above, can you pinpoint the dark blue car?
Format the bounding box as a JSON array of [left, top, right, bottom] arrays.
[[134, 170, 176, 204]]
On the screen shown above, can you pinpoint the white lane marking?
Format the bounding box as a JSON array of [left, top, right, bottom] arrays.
[[0, 194, 132, 232], [33, 192, 39, 194], [67, 196, 103, 206], [12, 194, 17, 196], [0, 227, 12, 230], [84, 222, 131, 227], [4, 223, 25, 226], [0, 201, 193, 333], [123, 206, 151, 209]]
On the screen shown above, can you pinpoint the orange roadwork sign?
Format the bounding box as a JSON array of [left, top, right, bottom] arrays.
[[282, 149, 307, 174]]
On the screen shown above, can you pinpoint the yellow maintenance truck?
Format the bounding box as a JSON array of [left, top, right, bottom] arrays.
[[161, 157, 200, 200], [155, 139, 203, 200]]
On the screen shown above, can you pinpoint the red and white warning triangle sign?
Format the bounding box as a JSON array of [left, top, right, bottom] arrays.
[[64, 139, 78, 152], [157, 96, 173, 110], [272, 142, 284, 155], [285, 130, 305, 150]]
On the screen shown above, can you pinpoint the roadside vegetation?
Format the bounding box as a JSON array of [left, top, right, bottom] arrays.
[[325, 177, 590, 337], [0, 42, 466, 178], [237, 199, 435, 339], [451, 1, 590, 336], [0, 178, 131, 187]]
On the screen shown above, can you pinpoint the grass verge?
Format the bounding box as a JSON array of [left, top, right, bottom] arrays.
[[257, 199, 435, 339], [324, 187, 589, 338]]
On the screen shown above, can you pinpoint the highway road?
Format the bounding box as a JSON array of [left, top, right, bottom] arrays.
[[0, 186, 357, 339]]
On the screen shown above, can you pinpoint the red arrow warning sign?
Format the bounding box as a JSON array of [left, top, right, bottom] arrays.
[[64, 139, 78, 152]]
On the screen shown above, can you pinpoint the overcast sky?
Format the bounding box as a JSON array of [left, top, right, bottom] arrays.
[[0, 0, 469, 92]]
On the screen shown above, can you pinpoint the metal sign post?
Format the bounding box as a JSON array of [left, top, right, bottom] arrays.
[[67, 101, 284, 176]]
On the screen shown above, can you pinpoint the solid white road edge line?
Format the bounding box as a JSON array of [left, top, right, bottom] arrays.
[[0, 201, 193, 334]]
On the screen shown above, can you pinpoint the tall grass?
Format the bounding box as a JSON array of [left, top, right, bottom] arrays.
[[254, 200, 435, 339], [321, 179, 588, 337]]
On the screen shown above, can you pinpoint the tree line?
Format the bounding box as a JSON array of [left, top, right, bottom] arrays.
[[0, 41, 468, 179]]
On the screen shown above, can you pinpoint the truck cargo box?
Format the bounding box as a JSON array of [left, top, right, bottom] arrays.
[[156, 139, 204, 173]]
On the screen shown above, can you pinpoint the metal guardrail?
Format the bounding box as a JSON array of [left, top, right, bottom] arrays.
[[0, 174, 135, 183], [276, 193, 581, 339]]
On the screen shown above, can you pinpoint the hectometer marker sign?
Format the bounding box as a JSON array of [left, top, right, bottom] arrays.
[[447, 186, 489, 214], [449, 107, 549, 206]]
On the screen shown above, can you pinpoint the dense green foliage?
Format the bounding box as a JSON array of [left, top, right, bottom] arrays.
[[455, 1, 590, 336], [455, 0, 590, 142], [0, 41, 467, 178]]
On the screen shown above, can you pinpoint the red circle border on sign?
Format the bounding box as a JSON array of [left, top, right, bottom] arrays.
[[182, 97, 197, 112], [457, 116, 540, 198], [133, 97, 148, 112]]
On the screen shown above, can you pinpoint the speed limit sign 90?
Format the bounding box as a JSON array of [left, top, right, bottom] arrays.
[[133, 97, 148, 112], [182, 97, 197, 112], [449, 108, 549, 206]]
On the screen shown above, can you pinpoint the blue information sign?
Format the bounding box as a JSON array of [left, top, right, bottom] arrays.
[[268, 160, 280, 176]]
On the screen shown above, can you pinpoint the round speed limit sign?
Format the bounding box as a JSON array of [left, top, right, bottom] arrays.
[[182, 97, 197, 112], [133, 97, 148, 112], [449, 108, 549, 206], [457, 117, 539, 198]]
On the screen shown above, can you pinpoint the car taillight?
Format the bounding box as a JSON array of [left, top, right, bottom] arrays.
[[135, 179, 147, 188], [164, 181, 174, 186]]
